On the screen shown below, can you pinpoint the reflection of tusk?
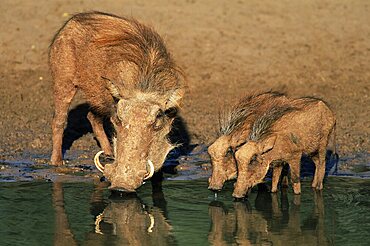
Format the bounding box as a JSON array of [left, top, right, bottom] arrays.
[[147, 213, 155, 233], [94, 151, 105, 173], [95, 213, 104, 235], [143, 160, 155, 180]]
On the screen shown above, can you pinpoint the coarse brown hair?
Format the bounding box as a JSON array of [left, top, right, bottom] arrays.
[[218, 91, 286, 135], [51, 11, 184, 96], [248, 106, 296, 141]]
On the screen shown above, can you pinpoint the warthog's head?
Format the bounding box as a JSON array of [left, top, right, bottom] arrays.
[[232, 136, 276, 198], [97, 79, 184, 192], [208, 135, 238, 191]]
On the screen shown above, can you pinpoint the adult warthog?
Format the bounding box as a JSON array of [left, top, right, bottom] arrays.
[[49, 12, 185, 192]]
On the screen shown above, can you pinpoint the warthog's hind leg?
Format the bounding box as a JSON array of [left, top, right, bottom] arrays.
[[51, 82, 77, 165], [289, 156, 302, 195], [312, 145, 326, 190]]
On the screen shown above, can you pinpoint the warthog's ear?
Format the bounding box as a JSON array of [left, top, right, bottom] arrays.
[[165, 88, 185, 109], [101, 76, 122, 101], [261, 135, 277, 154]]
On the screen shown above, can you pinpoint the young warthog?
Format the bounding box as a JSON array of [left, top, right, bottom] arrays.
[[208, 92, 289, 191], [232, 97, 336, 198], [49, 12, 185, 192]]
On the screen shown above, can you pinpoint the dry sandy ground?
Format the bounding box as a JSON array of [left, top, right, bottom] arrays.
[[0, 0, 369, 167]]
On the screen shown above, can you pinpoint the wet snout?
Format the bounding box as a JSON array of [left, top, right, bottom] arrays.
[[232, 186, 251, 199], [109, 179, 142, 193], [208, 174, 226, 192], [103, 162, 153, 193], [107, 169, 148, 192], [208, 186, 222, 192]]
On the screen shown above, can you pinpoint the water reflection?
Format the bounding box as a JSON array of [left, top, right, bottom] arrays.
[[208, 200, 270, 245], [53, 182, 77, 246], [2, 178, 369, 245], [52, 181, 176, 245], [208, 189, 332, 245], [95, 195, 175, 245]]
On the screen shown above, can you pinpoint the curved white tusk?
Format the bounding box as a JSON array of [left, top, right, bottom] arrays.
[[94, 151, 105, 173], [143, 160, 155, 180], [147, 213, 155, 233], [95, 213, 104, 235]]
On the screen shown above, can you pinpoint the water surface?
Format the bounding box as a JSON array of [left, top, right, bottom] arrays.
[[1, 177, 369, 246]]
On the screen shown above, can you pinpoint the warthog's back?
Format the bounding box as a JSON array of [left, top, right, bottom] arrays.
[[49, 11, 183, 116], [271, 100, 336, 152]]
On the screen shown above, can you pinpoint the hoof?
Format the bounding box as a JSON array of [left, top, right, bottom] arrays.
[[50, 159, 65, 166], [270, 188, 278, 193], [233, 196, 248, 202]]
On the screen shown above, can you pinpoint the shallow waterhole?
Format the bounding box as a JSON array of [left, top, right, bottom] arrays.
[[0, 148, 369, 245], [0, 177, 369, 246]]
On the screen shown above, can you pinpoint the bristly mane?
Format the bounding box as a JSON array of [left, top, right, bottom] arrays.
[[219, 91, 286, 135], [73, 11, 184, 94], [249, 106, 296, 141], [297, 96, 330, 107]]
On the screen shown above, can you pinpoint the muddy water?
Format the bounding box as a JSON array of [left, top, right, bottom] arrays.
[[0, 177, 369, 246]]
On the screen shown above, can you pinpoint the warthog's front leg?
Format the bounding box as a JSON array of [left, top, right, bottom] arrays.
[[271, 165, 283, 193], [87, 111, 113, 157]]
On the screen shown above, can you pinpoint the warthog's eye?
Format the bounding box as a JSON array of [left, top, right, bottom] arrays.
[[249, 155, 260, 165], [225, 147, 233, 157], [156, 109, 165, 119], [152, 108, 177, 130], [164, 107, 177, 118], [153, 109, 165, 130]]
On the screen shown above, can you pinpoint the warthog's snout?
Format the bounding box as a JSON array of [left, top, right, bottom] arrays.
[[108, 177, 143, 193], [95, 151, 155, 192], [208, 176, 225, 192], [104, 164, 147, 192], [208, 186, 222, 192]]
